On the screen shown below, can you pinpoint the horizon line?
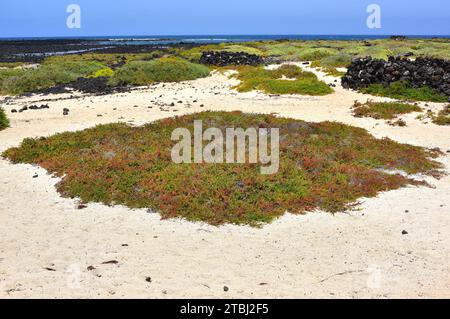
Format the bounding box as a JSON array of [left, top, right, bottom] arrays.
[[1, 33, 449, 40]]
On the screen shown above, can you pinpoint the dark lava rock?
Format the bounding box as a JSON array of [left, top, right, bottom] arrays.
[[342, 56, 450, 97], [63, 108, 70, 116], [402, 230, 409, 235], [69, 77, 121, 94], [390, 35, 407, 41], [223, 286, 229, 292], [29, 104, 50, 110], [39, 77, 131, 96], [200, 51, 263, 66]]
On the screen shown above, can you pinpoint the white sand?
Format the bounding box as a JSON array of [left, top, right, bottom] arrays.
[[0, 66, 449, 298]]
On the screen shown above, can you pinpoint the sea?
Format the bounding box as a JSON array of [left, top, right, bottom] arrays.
[[2, 34, 449, 45]]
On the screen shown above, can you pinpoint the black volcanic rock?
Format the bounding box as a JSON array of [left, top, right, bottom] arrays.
[[200, 51, 263, 66], [342, 56, 450, 97]]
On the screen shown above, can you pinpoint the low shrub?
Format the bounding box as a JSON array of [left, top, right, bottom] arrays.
[[361, 81, 448, 103], [89, 67, 114, 78], [3, 111, 442, 226], [233, 64, 333, 96], [432, 105, 450, 125], [297, 48, 337, 61], [0, 61, 105, 95], [316, 53, 353, 68], [110, 57, 210, 86], [352, 101, 422, 120], [0, 107, 9, 130]]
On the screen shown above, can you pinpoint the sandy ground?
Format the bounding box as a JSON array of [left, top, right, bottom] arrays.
[[0, 65, 449, 298]]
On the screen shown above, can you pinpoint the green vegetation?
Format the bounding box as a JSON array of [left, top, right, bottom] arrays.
[[2, 111, 442, 226], [89, 67, 114, 78], [0, 61, 106, 95], [0, 62, 27, 68], [0, 107, 9, 130], [432, 105, 450, 126], [1, 38, 449, 96], [109, 57, 210, 86], [310, 53, 352, 77], [352, 100, 422, 120], [361, 81, 448, 103], [176, 38, 450, 63], [233, 64, 333, 96], [44, 52, 161, 67]]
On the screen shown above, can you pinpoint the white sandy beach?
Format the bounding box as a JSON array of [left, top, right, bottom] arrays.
[[0, 65, 449, 298]]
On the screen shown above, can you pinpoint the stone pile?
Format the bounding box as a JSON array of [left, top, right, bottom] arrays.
[[200, 51, 263, 66], [342, 56, 450, 98]]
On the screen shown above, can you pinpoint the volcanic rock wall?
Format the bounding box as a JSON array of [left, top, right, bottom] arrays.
[[200, 51, 263, 66], [342, 56, 450, 98]]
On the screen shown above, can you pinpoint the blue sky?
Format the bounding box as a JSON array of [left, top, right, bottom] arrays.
[[0, 0, 448, 38]]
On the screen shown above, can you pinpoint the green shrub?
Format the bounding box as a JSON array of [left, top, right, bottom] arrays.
[[317, 53, 353, 68], [174, 44, 224, 62], [432, 105, 450, 125], [362, 81, 448, 103], [110, 57, 210, 86], [0, 61, 105, 95], [0, 107, 9, 130], [233, 64, 333, 96], [298, 48, 337, 61], [89, 67, 114, 78], [262, 43, 305, 59], [221, 44, 265, 56], [352, 101, 422, 120], [3, 111, 442, 226]]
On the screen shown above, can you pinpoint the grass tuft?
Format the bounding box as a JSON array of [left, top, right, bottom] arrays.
[[2, 111, 443, 226], [432, 105, 450, 125], [352, 101, 422, 120], [0, 107, 9, 130], [361, 81, 448, 103]]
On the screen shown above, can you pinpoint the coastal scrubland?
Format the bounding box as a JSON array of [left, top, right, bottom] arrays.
[[3, 111, 443, 226], [0, 61, 105, 95], [0, 38, 448, 100]]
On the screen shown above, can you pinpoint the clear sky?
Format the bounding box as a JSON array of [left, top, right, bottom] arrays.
[[0, 0, 448, 38]]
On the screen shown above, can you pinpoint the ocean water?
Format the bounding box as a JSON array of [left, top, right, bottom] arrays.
[[2, 34, 449, 45]]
